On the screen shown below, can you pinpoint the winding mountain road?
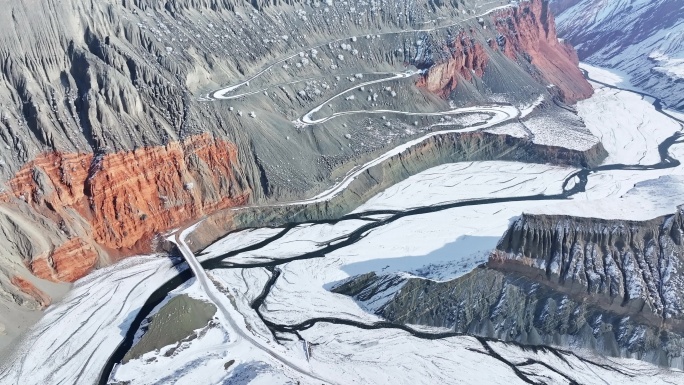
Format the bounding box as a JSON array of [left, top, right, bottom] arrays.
[[208, 4, 513, 101], [4, 3, 683, 378]]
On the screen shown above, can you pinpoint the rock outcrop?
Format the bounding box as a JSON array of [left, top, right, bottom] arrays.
[[416, 35, 490, 97], [29, 238, 98, 283], [335, 207, 684, 369], [9, 276, 51, 308], [493, 0, 593, 103], [417, 0, 592, 104], [3, 133, 250, 283], [336, 267, 684, 369], [493, 211, 684, 324]]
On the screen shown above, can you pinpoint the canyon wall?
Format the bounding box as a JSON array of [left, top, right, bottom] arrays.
[[416, 35, 490, 97], [554, 0, 684, 110], [417, 0, 592, 104], [336, 266, 684, 369], [189, 130, 606, 255], [1, 133, 250, 284], [493, 211, 684, 323], [492, 0, 592, 103], [335, 207, 684, 368]]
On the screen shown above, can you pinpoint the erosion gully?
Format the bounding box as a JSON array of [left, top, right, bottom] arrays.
[[100, 75, 683, 384]]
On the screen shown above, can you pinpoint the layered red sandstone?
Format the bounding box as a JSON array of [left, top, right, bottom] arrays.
[[416, 34, 489, 97], [4, 133, 250, 284], [84, 134, 250, 251], [29, 238, 99, 282], [10, 276, 51, 308], [417, 0, 592, 104], [493, 0, 592, 103]]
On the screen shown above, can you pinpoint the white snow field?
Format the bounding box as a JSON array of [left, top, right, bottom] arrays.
[[109, 274, 683, 385], [299, 323, 680, 385], [4, 64, 684, 385], [357, 161, 576, 211], [650, 52, 684, 80], [110, 279, 683, 385], [580, 85, 671, 165], [580, 63, 634, 89], [0, 255, 188, 385], [579, 66, 681, 165], [109, 274, 321, 385], [523, 113, 600, 151]]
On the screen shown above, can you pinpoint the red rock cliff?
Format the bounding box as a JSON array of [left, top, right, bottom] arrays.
[[416, 34, 490, 97], [10, 276, 51, 308], [29, 238, 99, 283], [417, 0, 591, 104], [4, 133, 251, 283], [493, 0, 592, 103]]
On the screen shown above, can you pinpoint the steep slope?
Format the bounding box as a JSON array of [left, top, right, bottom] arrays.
[[493, 0, 593, 103], [336, 208, 684, 368], [494, 212, 684, 321], [553, 0, 684, 110], [416, 0, 592, 103]]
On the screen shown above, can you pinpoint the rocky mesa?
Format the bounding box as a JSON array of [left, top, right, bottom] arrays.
[[492, 210, 684, 326], [335, 207, 684, 369]]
